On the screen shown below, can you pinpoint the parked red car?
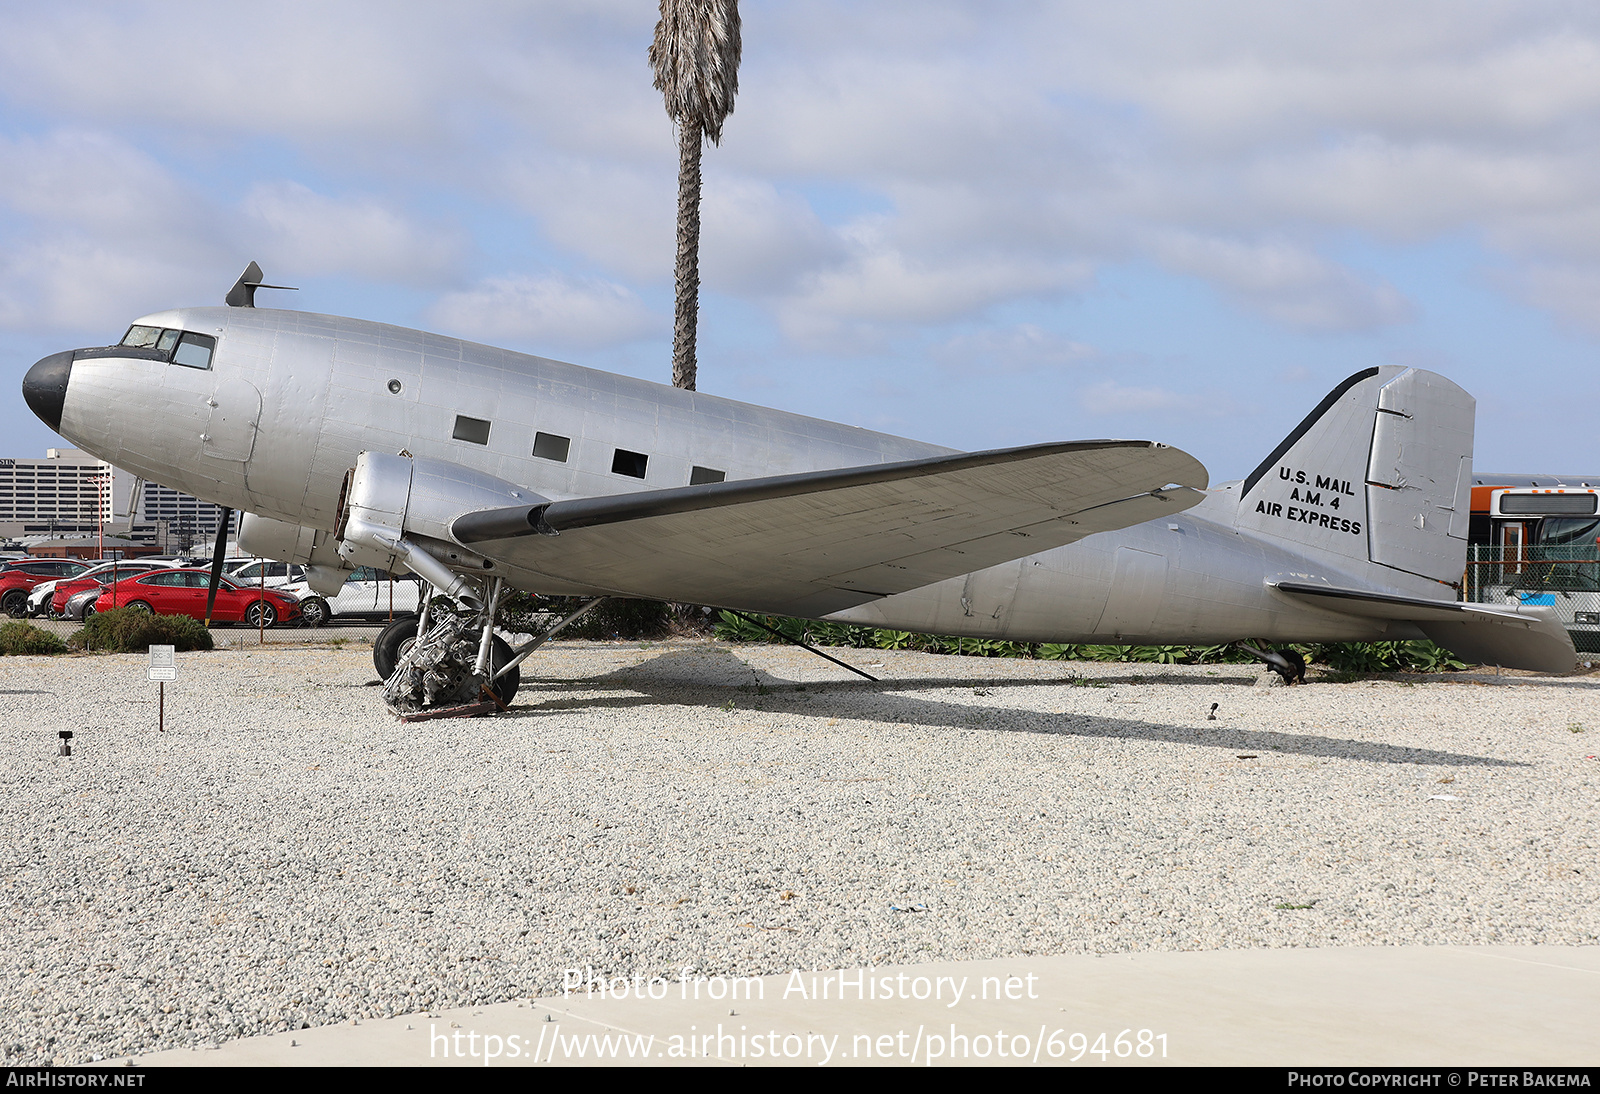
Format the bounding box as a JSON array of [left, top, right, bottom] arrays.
[[1, 558, 90, 618], [50, 560, 171, 615], [92, 568, 302, 627]]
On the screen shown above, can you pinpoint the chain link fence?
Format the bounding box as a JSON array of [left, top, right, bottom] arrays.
[[25, 615, 389, 649], [1465, 543, 1600, 654]]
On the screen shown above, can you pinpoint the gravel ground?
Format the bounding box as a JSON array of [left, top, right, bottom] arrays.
[[1, 640, 1596, 1065]]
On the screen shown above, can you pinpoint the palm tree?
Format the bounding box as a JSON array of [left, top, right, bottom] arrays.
[[649, 0, 741, 391]]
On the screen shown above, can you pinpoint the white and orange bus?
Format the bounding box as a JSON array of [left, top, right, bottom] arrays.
[[1467, 475, 1600, 653]]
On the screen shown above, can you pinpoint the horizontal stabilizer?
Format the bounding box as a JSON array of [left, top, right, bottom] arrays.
[[455, 440, 1208, 617], [1271, 581, 1577, 673]]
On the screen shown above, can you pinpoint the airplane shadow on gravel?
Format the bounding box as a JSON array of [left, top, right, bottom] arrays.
[[500, 647, 1529, 769]]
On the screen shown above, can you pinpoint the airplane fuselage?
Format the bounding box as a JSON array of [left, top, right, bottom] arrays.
[[33, 306, 1451, 647]]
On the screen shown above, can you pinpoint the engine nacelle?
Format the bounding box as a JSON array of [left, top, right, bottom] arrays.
[[336, 451, 544, 605], [236, 514, 358, 595]]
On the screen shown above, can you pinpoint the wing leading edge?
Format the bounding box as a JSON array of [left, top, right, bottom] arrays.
[[455, 440, 1209, 617]]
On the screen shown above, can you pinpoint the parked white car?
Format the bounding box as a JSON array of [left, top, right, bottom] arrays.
[[227, 560, 308, 589], [279, 567, 425, 626]]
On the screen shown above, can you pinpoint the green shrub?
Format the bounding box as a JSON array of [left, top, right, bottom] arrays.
[[703, 612, 1475, 675], [1037, 643, 1081, 660], [517, 596, 670, 640], [1396, 640, 1470, 672], [0, 621, 67, 656], [69, 608, 214, 653], [1308, 640, 1467, 675]]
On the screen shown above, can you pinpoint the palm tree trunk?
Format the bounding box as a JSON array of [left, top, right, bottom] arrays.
[[671, 119, 702, 391]]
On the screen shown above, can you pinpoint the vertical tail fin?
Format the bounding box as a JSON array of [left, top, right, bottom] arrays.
[[1234, 366, 1474, 586]]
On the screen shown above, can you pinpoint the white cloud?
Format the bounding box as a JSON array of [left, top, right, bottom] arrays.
[[1153, 233, 1414, 331], [0, 132, 221, 330], [0, 131, 198, 238], [241, 182, 464, 284], [0, 238, 215, 333], [1505, 262, 1600, 336], [778, 236, 1091, 344], [501, 156, 674, 283], [700, 176, 846, 295], [1079, 379, 1243, 419], [930, 325, 1095, 374], [8, 0, 1600, 356], [427, 273, 663, 351], [1080, 380, 1184, 417]]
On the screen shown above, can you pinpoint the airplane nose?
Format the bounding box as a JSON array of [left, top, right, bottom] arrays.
[[23, 350, 73, 432]]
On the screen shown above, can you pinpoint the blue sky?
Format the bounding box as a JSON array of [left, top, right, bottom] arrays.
[[2, 0, 1597, 482]]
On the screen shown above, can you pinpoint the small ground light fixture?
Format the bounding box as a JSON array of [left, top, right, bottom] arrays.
[[58, 731, 73, 757]]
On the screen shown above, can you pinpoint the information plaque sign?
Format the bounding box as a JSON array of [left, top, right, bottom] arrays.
[[148, 645, 176, 682]]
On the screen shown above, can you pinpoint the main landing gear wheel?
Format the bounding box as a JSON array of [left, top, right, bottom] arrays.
[[374, 615, 422, 679]]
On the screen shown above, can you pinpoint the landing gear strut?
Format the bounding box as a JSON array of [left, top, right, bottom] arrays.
[[376, 577, 606, 717]]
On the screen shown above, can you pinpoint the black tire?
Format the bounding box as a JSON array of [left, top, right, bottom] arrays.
[[127, 600, 153, 615], [2, 591, 25, 619], [373, 618, 519, 706], [486, 636, 520, 706], [81, 604, 96, 622], [245, 601, 277, 628], [299, 597, 330, 627], [373, 615, 421, 679]]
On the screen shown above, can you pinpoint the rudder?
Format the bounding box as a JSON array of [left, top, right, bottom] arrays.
[[1235, 366, 1474, 586]]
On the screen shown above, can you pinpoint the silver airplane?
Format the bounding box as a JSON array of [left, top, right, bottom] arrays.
[[21, 265, 1576, 711]]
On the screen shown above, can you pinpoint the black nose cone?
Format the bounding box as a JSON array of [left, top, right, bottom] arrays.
[[23, 350, 73, 432]]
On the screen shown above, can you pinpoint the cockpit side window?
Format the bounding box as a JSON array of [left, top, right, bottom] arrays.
[[113, 326, 217, 368], [172, 332, 216, 370]]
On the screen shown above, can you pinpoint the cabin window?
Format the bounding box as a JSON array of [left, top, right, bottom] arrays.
[[690, 466, 725, 485], [171, 332, 215, 370], [533, 432, 570, 462], [452, 415, 491, 445], [611, 449, 648, 479]]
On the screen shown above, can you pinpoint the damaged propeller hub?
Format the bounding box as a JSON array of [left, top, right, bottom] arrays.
[[382, 615, 486, 713]]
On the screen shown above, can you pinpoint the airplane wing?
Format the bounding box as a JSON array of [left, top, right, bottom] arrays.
[[1270, 581, 1578, 673], [454, 440, 1208, 618]]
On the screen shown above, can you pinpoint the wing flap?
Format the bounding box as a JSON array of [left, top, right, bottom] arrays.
[[1271, 580, 1577, 673], [455, 441, 1207, 616]]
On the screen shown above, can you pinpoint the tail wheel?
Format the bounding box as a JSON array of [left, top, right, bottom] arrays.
[[244, 601, 278, 628]]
